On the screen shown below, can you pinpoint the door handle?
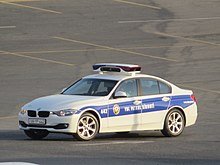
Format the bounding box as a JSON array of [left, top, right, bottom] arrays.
[[162, 96, 170, 102], [133, 100, 142, 105]]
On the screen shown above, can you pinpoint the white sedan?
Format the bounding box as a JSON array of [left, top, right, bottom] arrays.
[[19, 63, 198, 141]]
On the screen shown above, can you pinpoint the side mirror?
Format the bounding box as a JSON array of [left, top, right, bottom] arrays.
[[114, 91, 127, 99], [61, 88, 67, 93]]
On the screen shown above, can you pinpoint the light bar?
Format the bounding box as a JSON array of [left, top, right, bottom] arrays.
[[93, 63, 141, 73]]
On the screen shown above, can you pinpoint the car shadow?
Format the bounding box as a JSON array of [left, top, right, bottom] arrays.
[[0, 130, 165, 142]]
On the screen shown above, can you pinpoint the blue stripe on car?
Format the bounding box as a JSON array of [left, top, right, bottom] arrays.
[[77, 95, 194, 118]]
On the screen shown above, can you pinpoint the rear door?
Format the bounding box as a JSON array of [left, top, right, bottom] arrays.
[[138, 78, 171, 128]]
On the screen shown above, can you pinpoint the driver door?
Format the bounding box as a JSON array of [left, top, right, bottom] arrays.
[[107, 79, 142, 131]]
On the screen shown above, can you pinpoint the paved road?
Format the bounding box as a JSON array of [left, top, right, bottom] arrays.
[[0, 0, 219, 164]]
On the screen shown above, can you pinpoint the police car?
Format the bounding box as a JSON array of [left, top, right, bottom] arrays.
[[19, 63, 198, 141]]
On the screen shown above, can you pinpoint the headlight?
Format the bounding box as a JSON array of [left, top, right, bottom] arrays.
[[53, 109, 77, 117], [20, 109, 27, 115]]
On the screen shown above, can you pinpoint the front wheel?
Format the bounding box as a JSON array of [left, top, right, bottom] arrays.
[[161, 109, 185, 137], [73, 113, 99, 141], [24, 130, 49, 140]]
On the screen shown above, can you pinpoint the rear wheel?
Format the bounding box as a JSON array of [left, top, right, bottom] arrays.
[[24, 130, 49, 140], [161, 109, 185, 137], [73, 113, 99, 141]]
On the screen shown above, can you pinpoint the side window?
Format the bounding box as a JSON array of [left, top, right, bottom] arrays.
[[115, 79, 138, 97], [159, 81, 171, 94], [140, 78, 159, 95]]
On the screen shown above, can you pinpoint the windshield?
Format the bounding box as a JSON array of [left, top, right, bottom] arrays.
[[62, 78, 118, 96]]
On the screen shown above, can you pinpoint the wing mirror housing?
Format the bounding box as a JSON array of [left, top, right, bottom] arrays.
[[114, 91, 127, 99]]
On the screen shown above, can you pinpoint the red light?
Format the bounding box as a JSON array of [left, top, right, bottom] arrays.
[[118, 66, 141, 72], [93, 63, 141, 73], [190, 94, 197, 103]]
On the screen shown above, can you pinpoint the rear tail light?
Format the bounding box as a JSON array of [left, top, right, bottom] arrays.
[[190, 94, 197, 103]]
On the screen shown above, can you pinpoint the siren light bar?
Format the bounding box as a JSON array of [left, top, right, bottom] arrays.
[[93, 63, 141, 74]]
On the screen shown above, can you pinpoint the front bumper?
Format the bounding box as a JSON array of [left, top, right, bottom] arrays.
[[18, 113, 80, 133]]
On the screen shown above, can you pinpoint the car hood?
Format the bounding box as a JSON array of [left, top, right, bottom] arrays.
[[22, 94, 105, 111]]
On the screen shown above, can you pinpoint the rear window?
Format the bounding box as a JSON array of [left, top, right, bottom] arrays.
[[159, 81, 171, 94], [139, 78, 171, 96], [140, 78, 160, 95]]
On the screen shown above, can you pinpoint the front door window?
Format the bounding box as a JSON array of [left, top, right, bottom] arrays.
[[115, 79, 138, 98]]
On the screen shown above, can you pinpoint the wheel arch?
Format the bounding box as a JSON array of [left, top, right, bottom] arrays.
[[165, 106, 186, 126], [80, 109, 101, 132]]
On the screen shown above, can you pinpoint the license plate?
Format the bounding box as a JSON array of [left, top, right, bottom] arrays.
[[28, 118, 46, 125]]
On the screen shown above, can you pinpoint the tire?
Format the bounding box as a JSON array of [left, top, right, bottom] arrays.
[[161, 109, 185, 137], [24, 130, 49, 140], [73, 113, 99, 141]]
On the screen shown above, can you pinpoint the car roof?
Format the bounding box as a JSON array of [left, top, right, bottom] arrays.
[[83, 73, 167, 82], [83, 73, 128, 81]]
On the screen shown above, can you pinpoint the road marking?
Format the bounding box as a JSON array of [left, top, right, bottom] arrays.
[[177, 84, 220, 94], [0, 115, 17, 119], [0, 1, 62, 14], [12, 44, 201, 54], [75, 141, 154, 146], [0, 51, 74, 66], [118, 16, 220, 23], [15, 49, 110, 54], [3, 0, 36, 2], [53, 36, 178, 62], [113, 0, 161, 10], [150, 31, 220, 46], [2, 0, 37, 2], [0, 162, 38, 165], [0, 25, 16, 29]]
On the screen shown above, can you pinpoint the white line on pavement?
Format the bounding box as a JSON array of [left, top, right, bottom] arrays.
[[118, 16, 220, 23], [0, 26, 16, 29]]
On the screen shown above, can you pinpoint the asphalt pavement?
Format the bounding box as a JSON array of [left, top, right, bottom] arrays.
[[0, 0, 220, 164]]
